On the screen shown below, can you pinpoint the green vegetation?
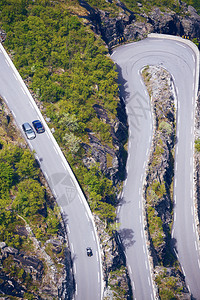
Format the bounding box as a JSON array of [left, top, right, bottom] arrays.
[[147, 207, 165, 248], [0, 100, 65, 297], [108, 266, 130, 299], [195, 138, 200, 152], [85, 0, 183, 14], [142, 66, 186, 297], [0, 140, 60, 244], [0, 0, 120, 227], [185, 0, 200, 13], [86, 0, 200, 15], [155, 269, 183, 299]]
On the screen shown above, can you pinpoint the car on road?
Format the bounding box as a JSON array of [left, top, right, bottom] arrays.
[[22, 122, 36, 140], [32, 120, 45, 133], [86, 247, 93, 257]]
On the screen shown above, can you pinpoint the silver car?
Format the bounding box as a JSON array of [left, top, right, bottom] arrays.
[[22, 122, 36, 140]]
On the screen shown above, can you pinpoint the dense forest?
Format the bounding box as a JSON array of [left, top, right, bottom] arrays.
[[0, 0, 121, 225]]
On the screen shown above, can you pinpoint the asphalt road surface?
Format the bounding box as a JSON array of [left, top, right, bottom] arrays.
[[0, 44, 102, 300], [111, 35, 199, 299]]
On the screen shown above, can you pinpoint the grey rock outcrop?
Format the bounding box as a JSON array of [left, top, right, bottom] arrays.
[[79, 1, 200, 49], [83, 98, 128, 183]]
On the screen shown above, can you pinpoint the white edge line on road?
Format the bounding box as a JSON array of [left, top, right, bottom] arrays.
[[92, 231, 95, 241], [98, 272, 100, 283], [198, 259, 200, 269], [0, 42, 107, 298], [117, 206, 120, 214], [96, 251, 99, 262], [85, 212, 89, 221], [74, 262, 76, 274], [175, 42, 186, 48], [148, 276, 151, 286], [195, 240, 197, 251], [29, 143, 33, 151], [52, 189, 57, 197], [187, 285, 191, 293], [67, 224, 70, 234], [71, 243, 74, 253], [13, 72, 18, 81], [76, 283, 78, 295], [12, 110, 16, 118], [132, 281, 135, 290], [3, 96, 8, 103], [70, 178, 74, 186], [145, 260, 148, 270], [21, 86, 25, 94], [44, 172, 49, 180], [53, 145, 58, 155], [5, 59, 10, 66], [191, 206, 193, 215], [29, 101, 34, 109], [46, 132, 50, 139], [78, 194, 83, 204], [128, 265, 132, 274], [62, 161, 67, 170]]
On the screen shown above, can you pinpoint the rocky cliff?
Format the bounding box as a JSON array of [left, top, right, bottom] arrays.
[[0, 100, 73, 299], [142, 66, 189, 298], [79, 0, 200, 49]]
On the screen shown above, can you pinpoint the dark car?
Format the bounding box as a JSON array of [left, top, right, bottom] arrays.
[[22, 122, 36, 140], [32, 120, 45, 134], [86, 247, 93, 257]]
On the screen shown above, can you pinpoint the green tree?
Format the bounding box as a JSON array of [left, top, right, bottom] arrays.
[[15, 149, 39, 180], [13, 179, 45, 217], [0, 161, 14, 196]]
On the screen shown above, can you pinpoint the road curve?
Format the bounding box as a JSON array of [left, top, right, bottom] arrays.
[[111, 35, 199, 299], [0, 43, 103, 300]]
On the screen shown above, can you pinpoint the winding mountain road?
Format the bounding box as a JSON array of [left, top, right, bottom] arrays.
[[0, 43, 103, 300], [111, 34, 199, 299]]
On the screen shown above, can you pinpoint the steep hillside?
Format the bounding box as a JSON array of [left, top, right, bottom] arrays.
[[79, 0, 200, 49], [0, 98, 72, 299]]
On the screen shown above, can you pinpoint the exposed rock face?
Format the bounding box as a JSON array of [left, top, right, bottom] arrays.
[[0, 236, 70, 299], [143, 66, 175, 261], [142, 66, 189, 298], [82, 98, 128, 183], [79, 1, 200, 49], [94, 215, 132, 299]]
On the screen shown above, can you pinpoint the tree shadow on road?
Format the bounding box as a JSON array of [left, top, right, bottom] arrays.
[[118, 228, 135, 249], [115, 63, 130, 104]]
